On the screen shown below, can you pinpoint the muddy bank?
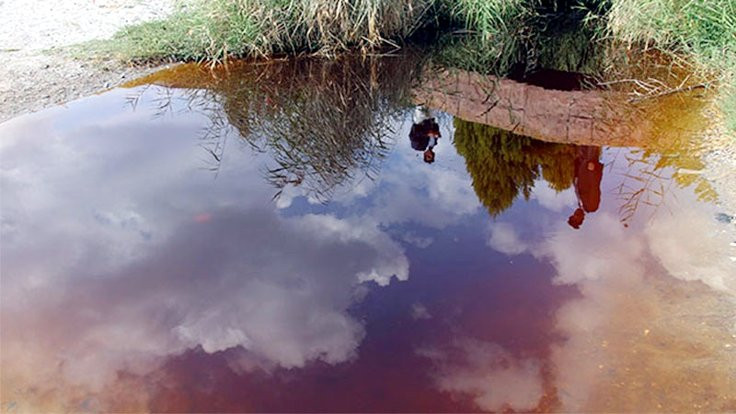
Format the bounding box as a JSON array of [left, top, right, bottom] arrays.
[[0, 50, 173, 123]]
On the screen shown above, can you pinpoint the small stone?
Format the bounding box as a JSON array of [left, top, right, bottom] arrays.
[[716, 213, 734, 223]]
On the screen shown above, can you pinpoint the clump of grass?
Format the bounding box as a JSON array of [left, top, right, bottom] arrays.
[[607, 0, 736, 133], [102, 0, 292, 61], [608, 0, 736, 71], [434, 0, 528, 75], [432, 0, 609, 76], [102, 0, 442, 62]]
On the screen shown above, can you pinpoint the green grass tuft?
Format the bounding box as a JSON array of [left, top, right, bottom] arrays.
[[100, 0, 443, 62], [431, 0, 609, 76], [607, 0, 736, 133]]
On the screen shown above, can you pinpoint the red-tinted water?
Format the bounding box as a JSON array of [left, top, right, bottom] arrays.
[[1, 58, 734, 412]]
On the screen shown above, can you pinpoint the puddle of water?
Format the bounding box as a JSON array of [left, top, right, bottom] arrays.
[[1, 55, 735, 412]]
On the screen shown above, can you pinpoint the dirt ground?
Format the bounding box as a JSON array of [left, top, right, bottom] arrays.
[[0, 0, 175, 123]]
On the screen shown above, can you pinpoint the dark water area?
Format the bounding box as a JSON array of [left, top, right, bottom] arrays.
[[1, 56, 735, 412]]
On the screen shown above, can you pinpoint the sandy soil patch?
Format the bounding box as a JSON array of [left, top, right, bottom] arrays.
[[0, 0, 175, 123]]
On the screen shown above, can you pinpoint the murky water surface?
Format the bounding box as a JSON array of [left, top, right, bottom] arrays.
[[1, 57, 735, 412]]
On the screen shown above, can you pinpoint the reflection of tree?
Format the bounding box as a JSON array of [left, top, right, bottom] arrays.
[[452, 88, 722, 223], [453, 118, 577, 216], [131, 55, 425, 202]]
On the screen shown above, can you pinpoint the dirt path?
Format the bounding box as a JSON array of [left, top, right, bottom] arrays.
[[0, 0, 175, 123]]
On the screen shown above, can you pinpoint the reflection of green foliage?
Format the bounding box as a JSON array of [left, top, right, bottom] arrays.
[[167, 55, 424, 202], [453, 118, 577, 216], [223, 57, 422, 201]]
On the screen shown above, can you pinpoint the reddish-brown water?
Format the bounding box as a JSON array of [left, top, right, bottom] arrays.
[[1, 58, 735, 412]]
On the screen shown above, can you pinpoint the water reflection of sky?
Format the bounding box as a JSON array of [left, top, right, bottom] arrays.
[[1, 83, 735, 412]]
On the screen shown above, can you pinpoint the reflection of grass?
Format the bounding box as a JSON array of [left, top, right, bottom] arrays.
[[611, 89, 722, 223], [131, 54, 424, 202], [639, 91, 720, 203], [220, 56, 421, 201]]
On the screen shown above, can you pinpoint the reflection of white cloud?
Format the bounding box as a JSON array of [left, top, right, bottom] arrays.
[[426, 166, 480, 217], [367, 164, 480, 229], [411, 302, 432, 320], [402, 232, 434, 249], [332, 175, 379, 205], [274, 183, 325, 209], [274, 183, 301, 209], [360, 121, 481, 229], [531, 180, 577, 212], [647, 209, 736, 294], [487, 222, 527, 255], [421, 339, 543, 412], [535, 213, 648, 411], [536, 203, 736, 411], [2, 208, 408, 394], [0, 96, 410, 406], [299, 213, 409, 286], [540, 214, 645, 285]]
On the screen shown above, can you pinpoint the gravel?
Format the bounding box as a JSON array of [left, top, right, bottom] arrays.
[[0, 0, 176, 123]]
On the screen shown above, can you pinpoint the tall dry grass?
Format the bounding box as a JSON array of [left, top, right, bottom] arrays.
[[103, 0, 442, 61]]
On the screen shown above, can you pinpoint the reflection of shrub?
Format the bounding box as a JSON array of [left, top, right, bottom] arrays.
[[222, 56, 422, 201], [453, 118, 577, 216], [145, 55, 424, 202]]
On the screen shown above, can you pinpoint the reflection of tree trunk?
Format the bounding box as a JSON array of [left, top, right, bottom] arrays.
[[413, 69, 649, 147]]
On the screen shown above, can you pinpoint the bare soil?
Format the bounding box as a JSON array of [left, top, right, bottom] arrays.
[[0, 0, 175, 123]]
